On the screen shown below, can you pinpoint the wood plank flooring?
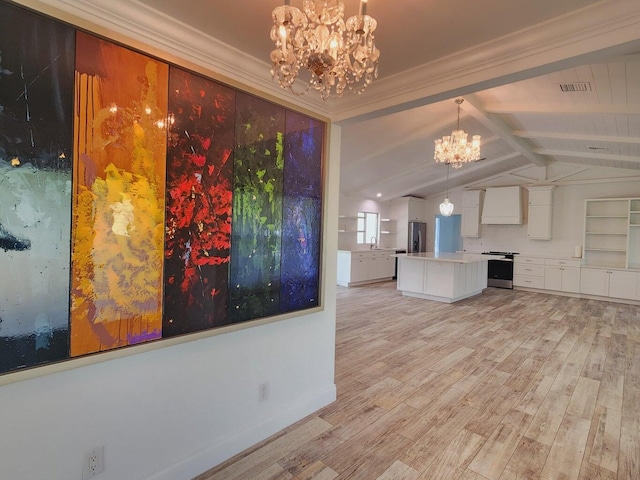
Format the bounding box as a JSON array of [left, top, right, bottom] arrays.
[[195, 283, 640, 480]]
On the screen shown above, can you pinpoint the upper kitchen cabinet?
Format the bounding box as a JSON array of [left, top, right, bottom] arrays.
[[406, 197, 427, 222], [461, 190, 484, 238], [526, 186, 554, 240]]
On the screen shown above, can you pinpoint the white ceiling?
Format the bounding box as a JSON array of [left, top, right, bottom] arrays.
[[42, 0, 640, 201]]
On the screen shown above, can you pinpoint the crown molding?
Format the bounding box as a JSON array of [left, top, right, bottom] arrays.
[[27, 0, 331, 117]]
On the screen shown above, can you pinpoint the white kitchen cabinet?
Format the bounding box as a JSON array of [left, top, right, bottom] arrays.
[[544, 258, 581, 293], [407, 197, 427, 222], [337, 250, 395, 287], [370, 251, 395, 279], [350, 253, 369, 283], [580, 268, 608, 296], [461, 190, 484, 238], [609, 270, 639, 300], [526, 186, 554, 240], [580, 267, 639, 300], [544, 266, 580, 293], [396, 254, 489, 303], [513, 256, 545, 289], [397, 257, 425, 294]]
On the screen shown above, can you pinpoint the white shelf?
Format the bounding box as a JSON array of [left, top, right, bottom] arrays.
[[584, 248, 627, 252]]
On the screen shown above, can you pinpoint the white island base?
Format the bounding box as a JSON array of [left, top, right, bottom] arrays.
[[396, 253, 493, 303]]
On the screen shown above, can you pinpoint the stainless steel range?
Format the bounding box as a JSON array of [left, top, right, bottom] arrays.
[[481, 251, 519, 289]]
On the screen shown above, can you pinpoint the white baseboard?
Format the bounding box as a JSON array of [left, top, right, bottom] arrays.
[[145, 384, 337, 480]]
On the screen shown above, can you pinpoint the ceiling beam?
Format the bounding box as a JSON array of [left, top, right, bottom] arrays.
[[376, 152, 521, 200], [485, 104, 640, 115], [462, 94, 547, 167], [533, 148, 640, 164], [513, 130, 640, 144], [340, 117, 453, 175]]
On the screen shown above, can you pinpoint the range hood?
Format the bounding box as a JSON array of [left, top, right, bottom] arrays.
[[481, 186, 523, 224]]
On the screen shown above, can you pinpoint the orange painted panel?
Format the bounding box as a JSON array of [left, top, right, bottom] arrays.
[[70, 32, 168, 357]]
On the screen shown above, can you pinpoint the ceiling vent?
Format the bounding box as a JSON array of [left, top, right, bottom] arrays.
[[559, 82, 591, 92]]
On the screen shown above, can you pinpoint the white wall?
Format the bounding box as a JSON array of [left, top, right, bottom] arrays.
[[424, 181, 640, 257], [0, 132, 341, 480]]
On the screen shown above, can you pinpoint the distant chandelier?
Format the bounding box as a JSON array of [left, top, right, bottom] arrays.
[[270, 0, 380, 101], [439, 163, 454, 217], [434, 98, 481, 169]]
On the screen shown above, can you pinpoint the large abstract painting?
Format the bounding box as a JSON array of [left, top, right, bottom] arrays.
[[0, 0, 325, 378], [0, 2, 75, 373], [280, 111, 324, 312], [163, 67, 235, 336], [230, 93, 285, 322], [70, 32, 168, 356]]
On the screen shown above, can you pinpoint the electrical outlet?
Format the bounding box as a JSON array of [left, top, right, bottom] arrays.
[[82, 446, 104, 479], [258, 382, 269, 402]]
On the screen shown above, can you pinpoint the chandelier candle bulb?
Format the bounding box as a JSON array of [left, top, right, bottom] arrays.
[[359, 0, 367, 16]]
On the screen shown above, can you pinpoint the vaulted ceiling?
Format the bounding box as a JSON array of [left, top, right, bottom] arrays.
[[38, 0, 640, 201]]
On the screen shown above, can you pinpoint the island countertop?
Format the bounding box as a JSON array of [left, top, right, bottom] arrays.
[[394, 252, 505, 263]]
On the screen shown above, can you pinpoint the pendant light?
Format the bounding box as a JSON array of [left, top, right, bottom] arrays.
[[439, 163, 454, 216]]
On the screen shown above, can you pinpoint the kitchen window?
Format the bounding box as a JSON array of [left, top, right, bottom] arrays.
[[357, 211, 379, 245]]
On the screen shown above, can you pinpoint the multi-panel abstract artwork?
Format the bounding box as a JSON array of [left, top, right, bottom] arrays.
[[0, 0, 325, 376]]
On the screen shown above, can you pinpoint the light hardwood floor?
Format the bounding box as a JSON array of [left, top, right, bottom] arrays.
[[196, 282, 640, 480]]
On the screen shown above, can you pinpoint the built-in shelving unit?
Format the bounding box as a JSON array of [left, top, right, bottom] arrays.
[[379, 218, 396, 235], [629, 199, 640, 269], [583, 198, 640, 269], [338, 215, 358, 233]]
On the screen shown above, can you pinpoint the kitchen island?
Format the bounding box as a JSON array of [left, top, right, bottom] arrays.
[[395, 252, 500, 303]]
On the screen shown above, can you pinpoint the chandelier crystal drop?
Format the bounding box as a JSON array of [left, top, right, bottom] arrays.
[[270, 0, 380, 101], [434, 98, 481, 169]]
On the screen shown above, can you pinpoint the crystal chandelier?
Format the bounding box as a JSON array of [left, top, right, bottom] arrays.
[[270, 0, 380, 101], [434, 98, 481, 169], [439, 163, 454, 216]]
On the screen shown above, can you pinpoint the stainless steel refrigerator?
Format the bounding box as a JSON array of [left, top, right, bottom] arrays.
[[408, 221, 427, 253]]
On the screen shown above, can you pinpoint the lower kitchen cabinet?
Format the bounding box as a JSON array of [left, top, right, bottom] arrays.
[[544, 266, 580, 293], [337, 250, 395, 287], [580, 267, 639, 300], [514, 256, 581, 294], [513, 256, 547, 289], [544, 259, 581, 293]]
